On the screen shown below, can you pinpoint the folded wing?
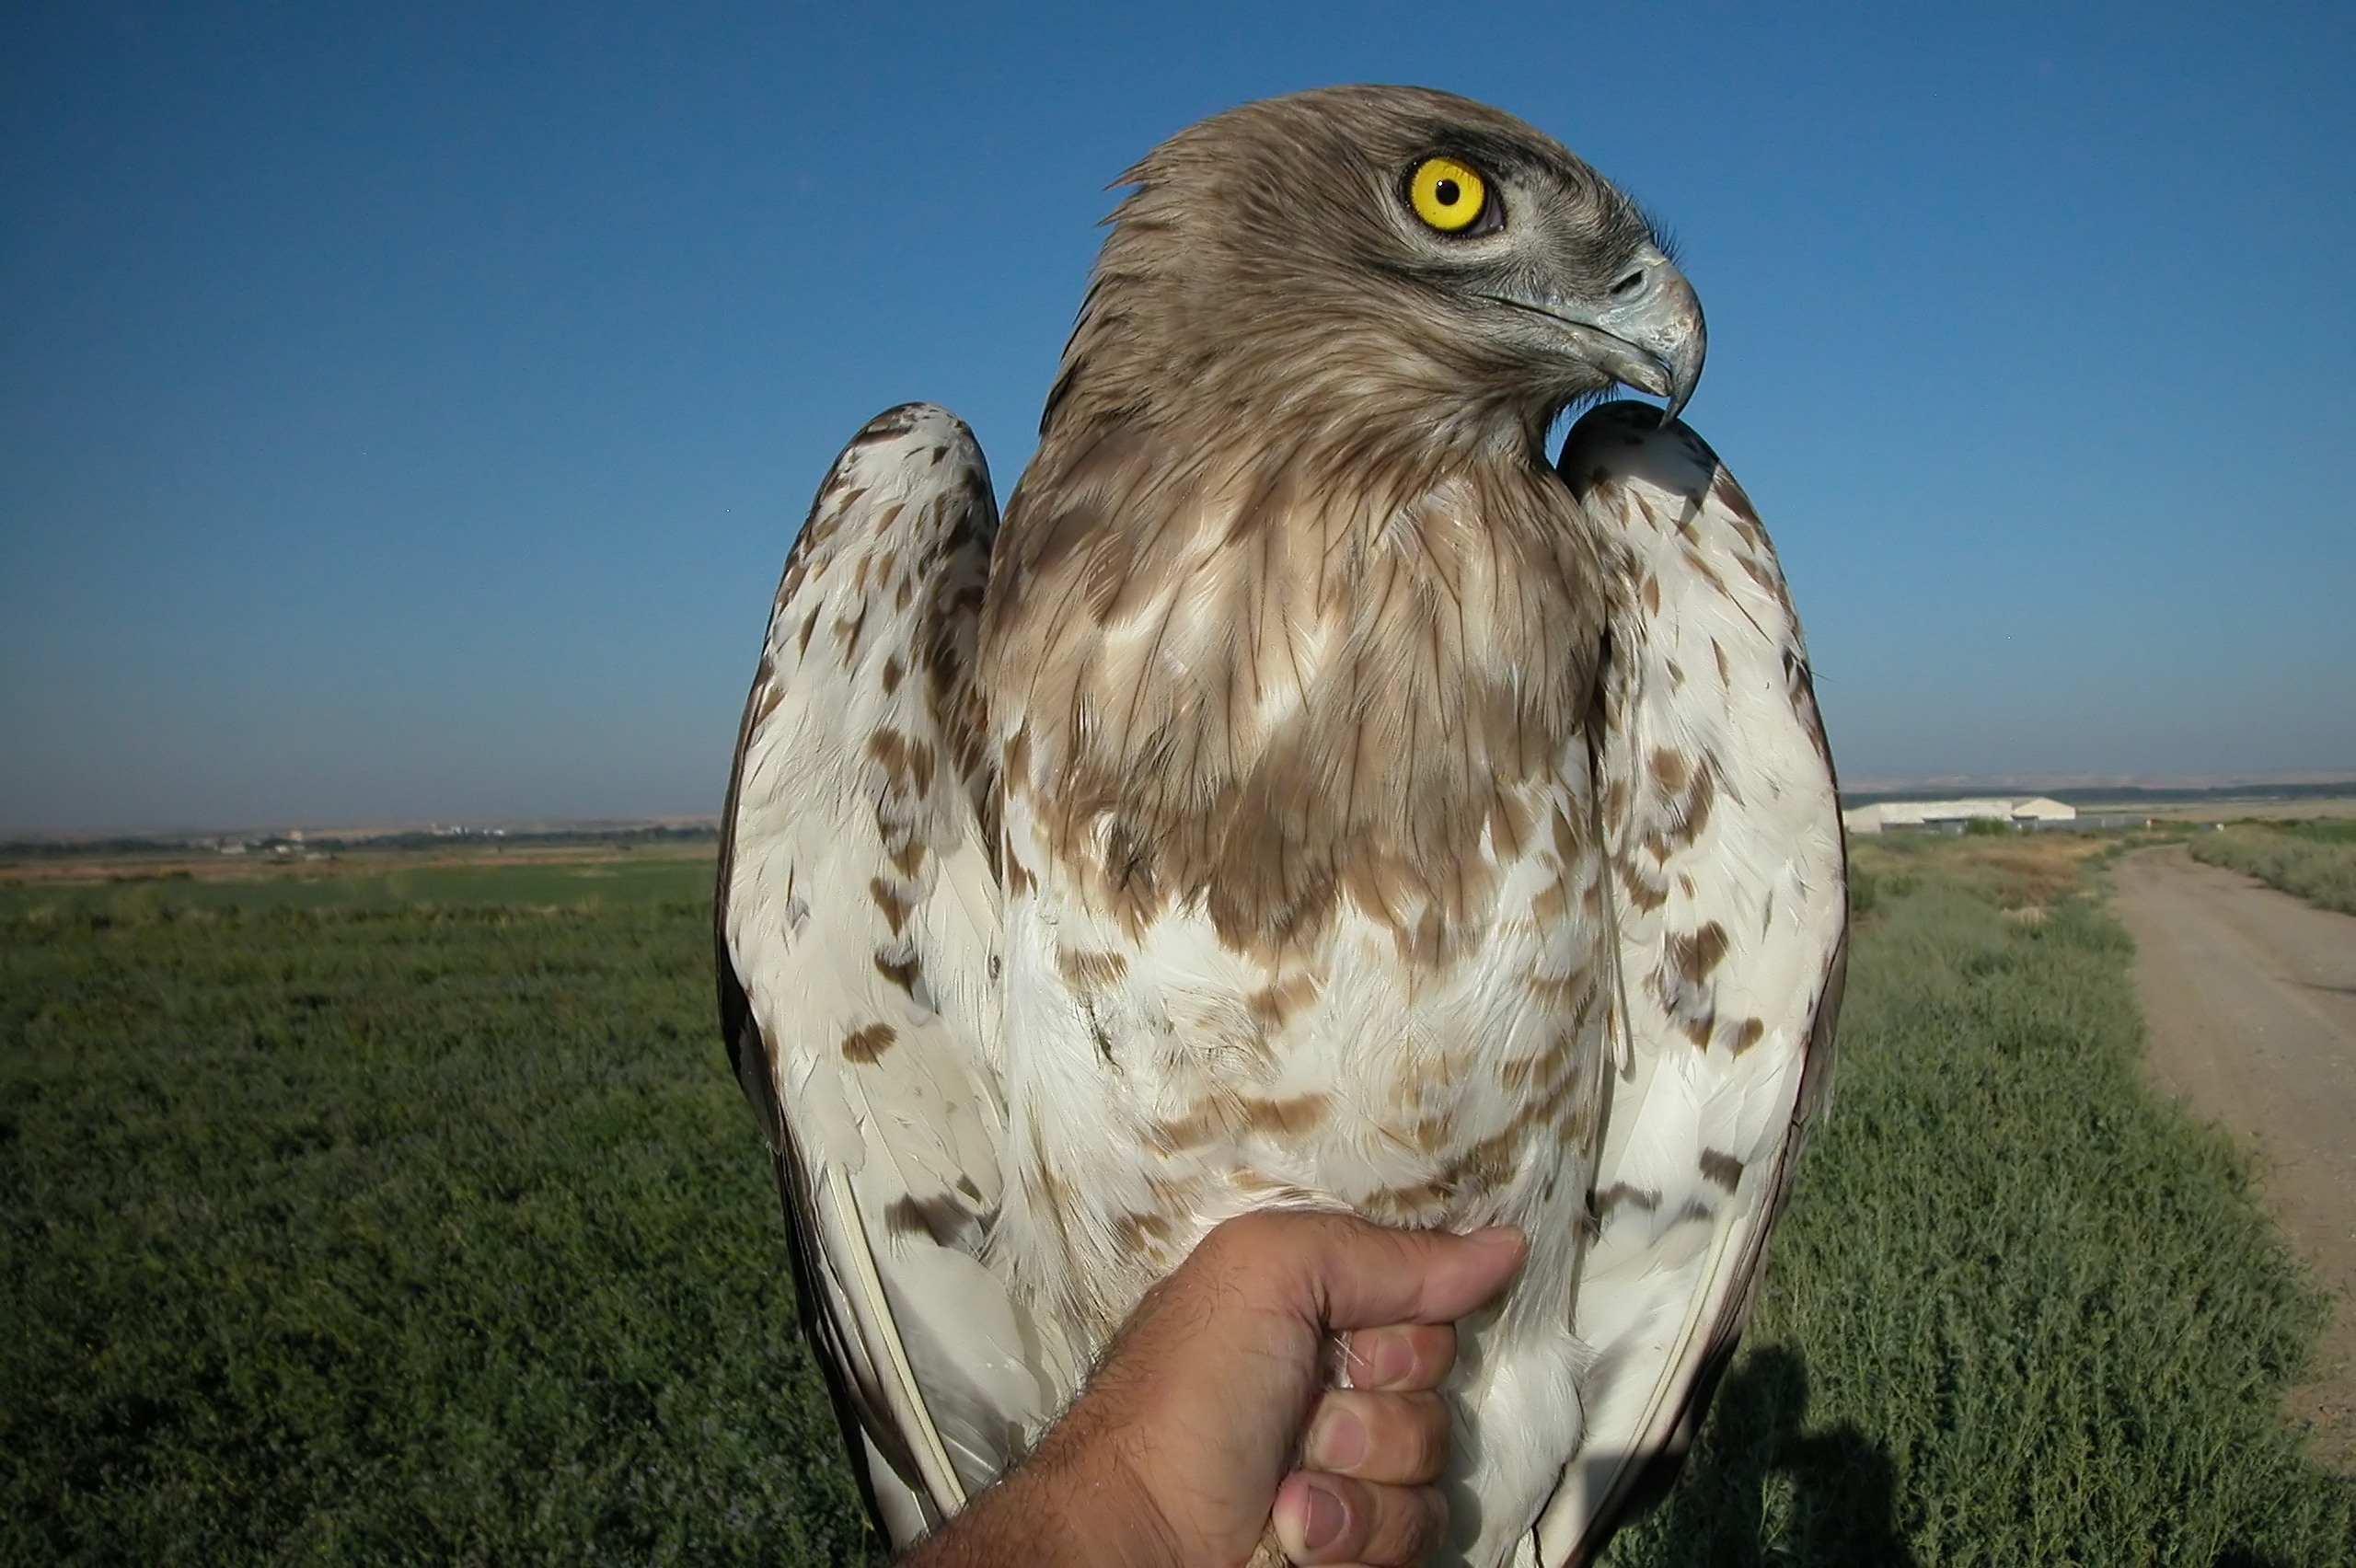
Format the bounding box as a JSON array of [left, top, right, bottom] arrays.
[[715, 404, 1071, 1546], [1537, 403, 1848, 1566]]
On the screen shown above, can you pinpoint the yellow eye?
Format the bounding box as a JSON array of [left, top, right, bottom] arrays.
[[1408, 156, 1487, 233]]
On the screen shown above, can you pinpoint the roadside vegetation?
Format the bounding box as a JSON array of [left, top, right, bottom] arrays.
[[1605, 834, 2353, 1566], [2187, 820, 2356, 916], [5, 843, 2350, 1563]]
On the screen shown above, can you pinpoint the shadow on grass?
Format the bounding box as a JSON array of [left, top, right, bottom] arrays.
[[1624, 1347, 2321, 1567], [1632, 1348, 1916, 1568]]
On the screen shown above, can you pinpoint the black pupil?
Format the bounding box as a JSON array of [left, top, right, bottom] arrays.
[[1435, 178, 1461, 206]]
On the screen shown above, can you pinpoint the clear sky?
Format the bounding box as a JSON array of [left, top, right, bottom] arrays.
[[4, 3, 2351, 833]]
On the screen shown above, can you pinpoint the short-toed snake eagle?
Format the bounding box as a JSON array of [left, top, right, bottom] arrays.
[[717, 85, 1845, 1567]]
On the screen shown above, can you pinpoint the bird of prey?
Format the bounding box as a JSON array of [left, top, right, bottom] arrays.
[[717, 85, 1845, 1568]]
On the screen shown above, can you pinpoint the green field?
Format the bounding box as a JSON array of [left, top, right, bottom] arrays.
[[0, 865, 881, 1565], [2187, 820, 2356, 915], [0, 853, 715, 921], [5, 846, 2350, 1563]]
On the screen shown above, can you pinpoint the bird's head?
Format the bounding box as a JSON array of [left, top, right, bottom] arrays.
[[1045, 85, 1703, 461]]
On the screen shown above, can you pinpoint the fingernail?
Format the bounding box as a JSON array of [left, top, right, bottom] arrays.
[[1303, 1477, 1346, 1552], [1469, 1225, 1523, 1251], [1310, 1406, 1369, 1470], [1369, 1332, 1416, 1388]]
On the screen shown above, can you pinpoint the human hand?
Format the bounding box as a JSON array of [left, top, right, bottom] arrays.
[[905, 1211, 1526, 1568]]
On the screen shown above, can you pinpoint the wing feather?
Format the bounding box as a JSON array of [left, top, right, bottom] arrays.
[[716, 404, 1069, 1545], [1535, 403, 1847, 1566]]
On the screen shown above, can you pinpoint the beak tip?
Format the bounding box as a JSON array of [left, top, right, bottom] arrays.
[[1654, 363, 1698, 428], [1654, 266, 1705, 430], [1658, 340, 1703, 429]]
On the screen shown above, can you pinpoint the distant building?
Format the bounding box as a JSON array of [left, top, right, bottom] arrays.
[[1842, 796, 2078, 835]]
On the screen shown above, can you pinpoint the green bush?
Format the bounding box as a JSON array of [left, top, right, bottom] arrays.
[[1605, 846, 2355, 1566]]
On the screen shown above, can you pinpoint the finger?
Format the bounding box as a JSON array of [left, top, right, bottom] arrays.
[[1301, 1389, 1450, 1486], [1338, 1321, 1455, 1391], [1307, 1216, 1526, 1331], [1214, 1212, 1525, 1331], [1270, 1470, 1446, 1566]]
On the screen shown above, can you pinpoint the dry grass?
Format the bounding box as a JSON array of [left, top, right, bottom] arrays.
[[2187, 823, 2356, 917], [1848, 830, 2116, 922]]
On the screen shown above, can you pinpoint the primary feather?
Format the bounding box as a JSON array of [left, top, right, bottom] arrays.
[[718, 86, 1843, 1568]]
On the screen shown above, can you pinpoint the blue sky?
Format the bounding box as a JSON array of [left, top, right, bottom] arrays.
[[3, 3, 2351, 833]]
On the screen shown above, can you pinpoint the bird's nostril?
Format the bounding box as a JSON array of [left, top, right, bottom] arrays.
[[1611, 271, 1646, 298]]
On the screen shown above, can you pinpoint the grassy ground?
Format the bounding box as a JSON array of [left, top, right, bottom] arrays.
[[2186, 821, 2356, 916], [0, 873, 880, 1565], [1604, 835, 2355, 1566], [6, 845, 2351, 1563]]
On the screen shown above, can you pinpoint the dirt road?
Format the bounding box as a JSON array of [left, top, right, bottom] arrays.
[[2110, 844, 2356, 1470]]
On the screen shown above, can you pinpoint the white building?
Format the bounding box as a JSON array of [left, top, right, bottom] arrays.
[[1842, 796, 2077, 835]]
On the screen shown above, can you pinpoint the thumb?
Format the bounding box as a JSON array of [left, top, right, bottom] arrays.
[[1297, 1216, 1527, 1331]]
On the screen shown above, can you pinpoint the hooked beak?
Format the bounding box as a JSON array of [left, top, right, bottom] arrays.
[[1487, 244, 1706, 424]]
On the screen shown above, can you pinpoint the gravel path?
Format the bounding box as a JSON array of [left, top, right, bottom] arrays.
[[2110, 843, 2356, 1471]]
